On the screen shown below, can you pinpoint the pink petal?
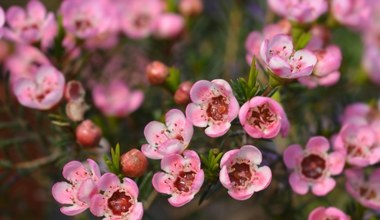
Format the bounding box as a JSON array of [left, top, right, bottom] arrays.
[[87, 159, 101, 179], [191, 170, 204, 192], [77, 179, 98, 204], [308, 207, 326, 220], [62, 161, 85, 182], [189, 80, 215, 104], [168, 194, 194, 207], [328, 151, 346, 175], [183, 150, 202, 168], [141, 143, 163, 160], [205, 122, 230, 137], [129, 202, 144, 220], [159, 139, 185, 156], [0, 7, 4, 27], [227, 96, 240, 122], [345, 168, 363, 181], [97, 173, 120, 192], [60, 205, 88, 216], [219, 165, 231, 188], [252, 166, 272, 191], [220, 149, 239, 167], [228, 185, 255, 200], [289, 172, 309, 195], [27, 0, 46, 20], [236, 145, 262, 165], [51, 182, 74, 204], [283, 144, 303, 169], [267, 34, 293, 59], [311, 178, 336, 196], [165, 109, 193, 144], [306, 136, 330, 153], [268, 56, 292, 76], [6, 6, 25, 28], [259, 39, 269, 62], [185, 103, 208, 127], [152, 172, 173, 194], [122, 177, 140, 199], [90, 194, 106, 217], [211, 79, 234, 96], [126, 90, 144, 113], [161, 153, 185, 174], [324, 207, 350, 219], [144, 121, 168, 146]]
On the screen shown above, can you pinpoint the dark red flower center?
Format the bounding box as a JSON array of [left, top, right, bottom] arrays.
[[75, 19, 92, 32], [248, 103, 276, 129], [174, 171, 196, 193], [134, 14, 151, 28], [301, 154, 326, 179], [359, 186, 377, 200], [228, 162, 252, 187], [206, 95, 229, 121], [108, 190, 132, 216]]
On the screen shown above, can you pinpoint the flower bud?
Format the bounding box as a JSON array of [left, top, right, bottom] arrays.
[[174, 81, 193, 105], [75, 120, 102, 148], [65, 80, 85, 102], [120, 149, 148, 178], [146, 61, 169, 85], [179, 0, 203, 17]]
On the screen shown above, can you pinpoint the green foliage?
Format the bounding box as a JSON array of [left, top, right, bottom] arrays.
[[104, 143, 123, 178], [231, 58, 259, 104], [165, 67, 181, 93], [200, 148, 224, 182]]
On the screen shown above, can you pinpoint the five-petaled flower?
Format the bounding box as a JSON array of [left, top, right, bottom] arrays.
[[186, 79, 239, 137], [142, 109, 193, 160], [152, 150, 204, 207], [308, 206, 350, 220], [284, 136, 346, 196], [219, 145, 272, 200]]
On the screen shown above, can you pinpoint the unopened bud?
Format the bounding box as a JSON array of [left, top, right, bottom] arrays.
[[179, 0, 203, 17], [75, 120, 102, 148], [146, 61, 169, 85], [174, 81, 193, 105], [120, 149, 148, 178]]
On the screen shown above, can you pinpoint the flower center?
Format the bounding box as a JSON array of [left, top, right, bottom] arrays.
[[206, 95, 229, 121], [359, 185, 378, 200], [134, 14, 151, 28], [75, 19, 92, 32], [108, 190, 132, 216], [248, 103, 276, 129], [174, 171, 196, 193], [228, 162, 252, 188], [300, 154, 326, 179]]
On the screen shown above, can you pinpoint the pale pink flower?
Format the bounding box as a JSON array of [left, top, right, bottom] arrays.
[[90, 173, 143, 220], [268, 0, 327, 23], [308, 206, 350, 220], [260, 34, 317, 79], [13, 65, 65, 110], [119, 0, 164, 39], [4, 0, 57, 49], [239, 96, 289, 139], [92, 80, 144, 117], [346, 168, 380, 210], [334, 123, 380, 167], [154, 13, 185, 39], [331, 0, 371, 30], [245, 20, 291, 64], [185, 79, 239, 137], [340, 102, 371, 125], [0, 6, 4, 38], [142, 109, 193, 160], [363, 45, 380, 85], [219, 145, 272, 200], [152, 150, 204, 207], [284, 136, 346, 196], [298, 45, 342, 88], [60, 0, 114, 39], [52, 159, 101, 216]]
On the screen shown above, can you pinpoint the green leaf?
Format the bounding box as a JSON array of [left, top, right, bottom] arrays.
[[165, 67, 181, 93]]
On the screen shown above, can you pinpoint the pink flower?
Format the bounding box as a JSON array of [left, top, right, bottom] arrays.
[[0, 7, 4, 38], [363, 45, 380, 85], [245, 20, 291, 64], [260, 34, 317, 79], [13, 65, 65, 110], [152, 150, 204, 207], [154, 13, 185, 39], [219, 145, 272, 200], [185, 79, 239, 137], [52, 159, 101, 216], [340, 102, 371, 125], [60, 0, 114, 39], [268, 0, 327, 23], [119, 0, 164, 39], [332, 0, 371, 30], [90, 173, 143, 220], [298, 45, 342, 88], [4, 0, 57, 49], [284, 136, 346, 196], [92, 80, 144, 117], [239, 96, 289, 139], [142, 109, 193, 160], [308, 206, 350, 220], [334, 123, 380, 167], [345, 168, 380, 210]]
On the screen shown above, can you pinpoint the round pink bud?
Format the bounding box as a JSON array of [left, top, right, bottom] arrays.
[[179, 0, 203, 17], [75, 120, 102, 148], [174, 81, 193, 105], [64, 80, 85, 102], [146, 61, 169, 85], [120, 149, 148, 178]]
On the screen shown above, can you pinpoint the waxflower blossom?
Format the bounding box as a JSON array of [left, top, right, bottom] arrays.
[[92, 80, 144, 117], [363, 46, 380, 85], [4, 0, 57, 49], [268, 0, 327, 23], [345, 168, 380, 210], [308, 206, 350, 220], [60, 0, 113, 39], [52, 159, 101, 216], [0, 6, 4, 38], [219, 145, 272, 200], [331, 0, 371, 30], [239, 96, 289, 139], [142, 109, 193, 159], [284, 136, 345, 196], [13, 65, 65, 110], [154, 13, 185, 39], [90, 173, 143, 220], [186, 79, 239, 137], [333, 123, 380, 167], [152, 150, 204, 207], [119, 0, 164, 39], [260, 34, 317, 79]]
